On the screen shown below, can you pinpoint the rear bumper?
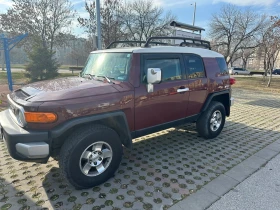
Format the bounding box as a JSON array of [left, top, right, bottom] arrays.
[[0, 109, 50, 163]]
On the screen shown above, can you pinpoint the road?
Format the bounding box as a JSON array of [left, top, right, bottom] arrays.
[[233, 74, 280, 78]]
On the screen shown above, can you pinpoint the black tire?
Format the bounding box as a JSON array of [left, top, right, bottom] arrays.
[[196, 101, 226, 139], [234, 72, 238, 75], [59, 124, 123, 189]]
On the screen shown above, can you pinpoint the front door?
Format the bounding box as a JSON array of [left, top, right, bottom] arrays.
[[134, 54, 189, 131]]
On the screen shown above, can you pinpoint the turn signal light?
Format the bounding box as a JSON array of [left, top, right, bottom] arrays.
[[229, 77, 236, 85], [24, 112, 57, 123]]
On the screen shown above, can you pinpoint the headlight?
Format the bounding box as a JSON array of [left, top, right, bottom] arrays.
[[16, 110, 25, 126], [7, 94, 27, 127]]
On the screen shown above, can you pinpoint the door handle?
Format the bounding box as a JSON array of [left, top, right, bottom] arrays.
[[177, 88, 189, 93]]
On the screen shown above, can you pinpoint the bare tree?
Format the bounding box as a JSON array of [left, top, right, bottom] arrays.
[[78, 0, 175, 48], [119, 0, 176, 42], [67, 36, 92, 66], [239, 38, 258, 69], [78, 0, 124, 48], [101, 0, 124, 47], [209, 4, 267, 65], [77, 1, 97, 49], [0, 0, 75, 51], [261, 16, 280, 87]]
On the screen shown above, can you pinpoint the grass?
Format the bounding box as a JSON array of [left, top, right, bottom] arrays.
[[0, 71, 77, 85], [9, 64, 82, 70], [10, 64, 26, 69], [234, 77, 280, 93]]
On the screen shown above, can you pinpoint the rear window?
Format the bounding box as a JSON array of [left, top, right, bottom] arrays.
[[216, 58, 228, 74], [184, 55, 205, 78]]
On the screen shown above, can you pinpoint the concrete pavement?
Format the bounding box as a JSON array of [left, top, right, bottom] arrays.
[[207, 151, 280, 210], [169, 141, 280, 210]]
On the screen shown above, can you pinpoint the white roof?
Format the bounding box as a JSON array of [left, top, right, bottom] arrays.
[[91, 46, 224, 58]]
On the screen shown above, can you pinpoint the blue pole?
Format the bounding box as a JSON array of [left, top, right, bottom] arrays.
[[3, 38, 13, 91]]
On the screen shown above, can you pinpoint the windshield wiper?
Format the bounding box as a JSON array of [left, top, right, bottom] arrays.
[[83, 73, 94, 80], [96, 75, 115, 84]]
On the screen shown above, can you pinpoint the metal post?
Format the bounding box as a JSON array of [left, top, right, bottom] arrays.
[[3, 38, 13, 91], [1, 50, 4, 71], [96, 0, 102, 50], [192, 2, 196, 26]]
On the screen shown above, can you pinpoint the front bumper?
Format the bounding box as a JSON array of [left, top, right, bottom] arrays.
[[0, 109, 50, 163]]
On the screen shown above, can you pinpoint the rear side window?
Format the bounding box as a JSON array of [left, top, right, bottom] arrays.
[[216, 58, 228, 74], [184, 55, 205, 78], [144, 58, 182, 82]]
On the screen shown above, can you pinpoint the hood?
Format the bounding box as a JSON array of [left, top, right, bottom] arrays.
[[10, 77, 120, 102]]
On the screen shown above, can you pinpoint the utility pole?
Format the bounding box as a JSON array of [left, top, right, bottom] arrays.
[[1, 50, 4, 71], [96, 0, 102, 50], [192, 2, 196, 26]]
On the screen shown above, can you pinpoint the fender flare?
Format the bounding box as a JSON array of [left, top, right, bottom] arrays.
[[50, 111, 132, 148], [201, 90, 230, 116]]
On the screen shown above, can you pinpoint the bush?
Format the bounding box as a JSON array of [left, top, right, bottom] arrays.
[[25, 43, 59, 81]]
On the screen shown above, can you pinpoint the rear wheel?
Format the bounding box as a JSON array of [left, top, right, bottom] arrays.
[[234, 72, 238, 75], [59, 124, 123, 189], [196, 101, 226, 139]]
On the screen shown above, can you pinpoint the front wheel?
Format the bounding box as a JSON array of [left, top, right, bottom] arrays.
[[59, 124, 123, 189], [196, 101, 226, 139], [234, 72, 238, 75]]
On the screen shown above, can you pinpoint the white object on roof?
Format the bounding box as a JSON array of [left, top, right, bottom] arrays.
[[91, 46, 223, 58]]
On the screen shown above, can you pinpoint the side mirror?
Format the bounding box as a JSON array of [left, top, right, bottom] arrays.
[[146, 68, 161, 93], [147, 68, 161, 84]]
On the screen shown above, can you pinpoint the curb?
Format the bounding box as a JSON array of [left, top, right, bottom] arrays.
[[169, 139, 280, 210]]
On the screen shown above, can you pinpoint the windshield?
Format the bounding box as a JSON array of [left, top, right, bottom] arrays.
[[81, 53, 132, 81]]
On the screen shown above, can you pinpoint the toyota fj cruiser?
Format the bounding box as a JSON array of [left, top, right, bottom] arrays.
[[0, 37, 234, 189]]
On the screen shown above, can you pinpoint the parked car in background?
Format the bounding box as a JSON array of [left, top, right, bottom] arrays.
[[272, 69, 280, 75], [229, 67, 251, 75]]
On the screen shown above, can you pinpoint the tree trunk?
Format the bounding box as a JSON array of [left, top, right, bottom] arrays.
[[267, 68, 272, 87]]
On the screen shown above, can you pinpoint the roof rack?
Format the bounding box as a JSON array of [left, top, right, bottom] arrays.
[[106, 41, 145, 49], [106, 36, 211, 50], [144, 36, 211, 49], [106, 40, 169, 49]]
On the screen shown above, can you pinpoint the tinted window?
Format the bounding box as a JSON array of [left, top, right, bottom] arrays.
[[144, 58, 182, 82], [216, 58, 228, 74], [184, 55, 205, 78]]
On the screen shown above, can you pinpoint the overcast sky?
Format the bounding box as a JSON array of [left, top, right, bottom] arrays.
[[0, 0, 279, 38]]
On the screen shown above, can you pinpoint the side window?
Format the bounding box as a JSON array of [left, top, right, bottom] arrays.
[[144, 58, 182, 82], [184, 55, 205, 78], [216, 57, 228, 74]]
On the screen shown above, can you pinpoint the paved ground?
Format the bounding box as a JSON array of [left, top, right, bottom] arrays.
[[0, 88, 280, 210], [207, 153, 280, 210]]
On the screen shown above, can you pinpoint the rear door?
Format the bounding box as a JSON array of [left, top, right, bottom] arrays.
[[184, 54, 208, 116], [134, 54, 190, 130]]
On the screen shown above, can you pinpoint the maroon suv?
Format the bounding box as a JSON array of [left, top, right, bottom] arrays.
[[0, 37, 234, 189]]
